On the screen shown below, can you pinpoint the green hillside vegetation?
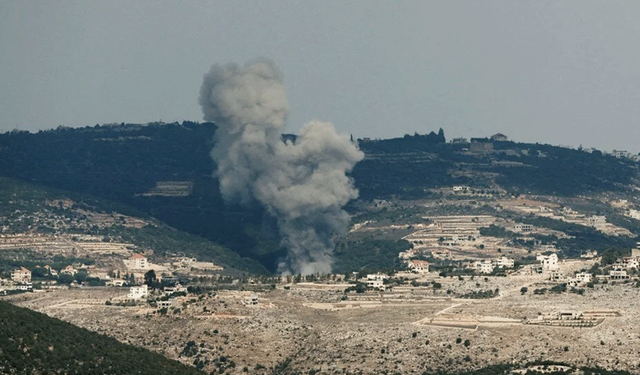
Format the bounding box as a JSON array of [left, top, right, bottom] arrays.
[[0, 123, 639, 271], [0, 300, 203, 375], [0, 176, 267, 274]]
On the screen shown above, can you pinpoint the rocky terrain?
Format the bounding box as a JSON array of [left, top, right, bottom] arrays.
[[6, 266, 640, 375]]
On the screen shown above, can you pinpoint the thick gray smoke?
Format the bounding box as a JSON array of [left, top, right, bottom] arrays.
[[199, 58, 364, 275]]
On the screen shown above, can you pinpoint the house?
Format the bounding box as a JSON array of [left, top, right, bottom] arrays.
[[580, 250, 598, 259], [124, 254, 148, 270], [452, 186, 470, 194], [15, 283, 33, 291], [609, 269, 629, 280], [536, 253, 559, 271], [11, 267, 31, 283], [60, 265, 77, 276], [568, 272, 592, 287], [474, 260, 494, 274], [366, 278, 385, 290], [105, 279, 126, 287], [163, 284, 187, 296], [490, 133, 508, 142], [513, 224, 533, 233], [493, 256, 515, 269], [407, 260, 430, 273], [127, 284, 148, 299]]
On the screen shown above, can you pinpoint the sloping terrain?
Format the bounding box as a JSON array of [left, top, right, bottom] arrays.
[[1, 124, 639, 271], [0, 176, 267, 274], [0, 300, 204, 375]]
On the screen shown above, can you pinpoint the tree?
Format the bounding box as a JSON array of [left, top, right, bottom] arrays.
[[144, 269, 157, 288], [520, 286, 528, 295]]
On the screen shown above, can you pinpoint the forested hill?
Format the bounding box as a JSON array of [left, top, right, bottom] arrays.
[[354, 134, 640, 198], [0, 123, 638, 271], [0, 300, 204, 375]]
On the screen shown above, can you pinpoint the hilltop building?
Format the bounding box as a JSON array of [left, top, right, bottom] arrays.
[[490, 133, 508, 141], [470, 138, 493, 153]]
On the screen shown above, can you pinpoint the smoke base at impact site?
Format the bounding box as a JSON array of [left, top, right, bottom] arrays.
[[199, 58, 363, 274]]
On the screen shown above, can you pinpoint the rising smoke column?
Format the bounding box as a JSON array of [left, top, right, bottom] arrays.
[[199, 58, 364, 274]]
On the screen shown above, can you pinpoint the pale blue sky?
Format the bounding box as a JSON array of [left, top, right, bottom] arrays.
[[2, 1, 640, 153]]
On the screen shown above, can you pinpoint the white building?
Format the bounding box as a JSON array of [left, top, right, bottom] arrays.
[[493, 256, 515, 269], [366, 278, 385, 290], [568, 272, 592, 286], [610, 269, 629, 279], [124, 254, 148, 270], [474, 260, 494, 274], [106, 279, 126, 287], [127, 284, 148, 299], [407, 260, 430, 273], [163, 284, 187, 296], [536, 253, 559, 271], [11, 267, 31, 283]]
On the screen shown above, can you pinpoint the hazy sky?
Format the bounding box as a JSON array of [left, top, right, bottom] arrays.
[[2, 1, 640, 153]]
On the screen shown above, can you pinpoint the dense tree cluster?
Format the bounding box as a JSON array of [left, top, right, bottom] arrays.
[[0, 301, 204, 375]]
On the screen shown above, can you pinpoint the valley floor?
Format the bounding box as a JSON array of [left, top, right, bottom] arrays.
[[5, 273, 640, 375]]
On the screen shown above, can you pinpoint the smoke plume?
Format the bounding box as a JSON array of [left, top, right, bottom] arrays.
[[199, 58, 364, 275]]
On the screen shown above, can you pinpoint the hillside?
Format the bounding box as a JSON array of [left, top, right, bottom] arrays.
[[0, 176, 267, 275], [1, 123, 639, 271], [0, 300, 204, 375]]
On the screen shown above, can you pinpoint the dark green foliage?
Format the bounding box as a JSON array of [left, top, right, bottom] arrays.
[[0, 300, 204, 374], [332, 239, 410, 273], [1, 123, 639, 273], [479, 225, 513, 238], [520, 216, 638, 257]]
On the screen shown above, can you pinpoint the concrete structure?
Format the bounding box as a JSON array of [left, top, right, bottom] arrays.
[[127, 284, 148, 299], [513, 224, 533, 233], [610, 269, 629, 279], [494, 256, 515, 269], [60, 265, 77, 276], [474, 260, 494, 274], [157, 298, 178, 310], [407, 260, 429, 273], [11, 267, 31, 283], [536, 253, 559, 271], [106, 279, 126, 287], [366, 278, 385, 290], [124, 253, 148, 270], [163, 284, 187, 296]]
